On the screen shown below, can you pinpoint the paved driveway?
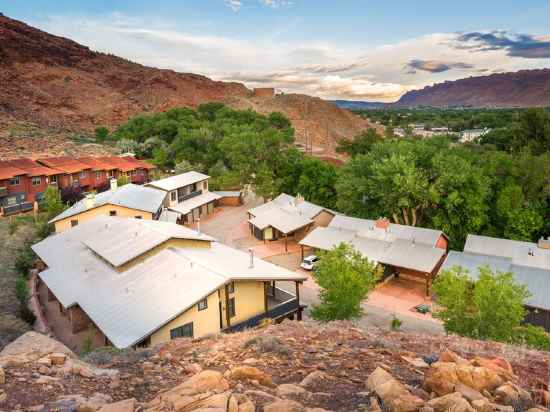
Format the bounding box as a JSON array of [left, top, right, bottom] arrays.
[[199, 198, 444, 335]]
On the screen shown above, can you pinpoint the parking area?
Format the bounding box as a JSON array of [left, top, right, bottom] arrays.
[[198, 197, 443, 334]]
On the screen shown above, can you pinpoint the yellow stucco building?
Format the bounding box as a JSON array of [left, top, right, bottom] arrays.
[[33, 215, 306, 350]]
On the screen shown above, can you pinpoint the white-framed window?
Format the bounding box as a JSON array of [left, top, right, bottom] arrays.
[[80, 170, 87, 178], [50, 175, 57, 184], [95, 171, 102, 180], [108, 170, 115, 178], [9, 176, 20, 186], [31, 176, 41, 186], [197, 298, 208, 311]]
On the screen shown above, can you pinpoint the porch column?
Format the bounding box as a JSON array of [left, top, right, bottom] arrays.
[[295, 281, 302, 321], [224, 284, 231, 328], [301, 245, 304, 260]]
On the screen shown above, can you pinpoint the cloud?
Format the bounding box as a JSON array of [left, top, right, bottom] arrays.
[[405, 59, 475, 74], [454, 31, 550, 59], [29, 13, 550, 102], [224, 0, 292, 12]]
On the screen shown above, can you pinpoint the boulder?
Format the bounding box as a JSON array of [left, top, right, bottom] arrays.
[[0, 332, 73, 366], [367, 367, 424, 412], [494, 383, 530, 406], [277, 383, 307, 398], [244, 389, 280, 405], [97, 398, 136, 412], [162, 370, 230, 399], [401, 356, 430, 369], [49, 352, 67, 365], [471, 398, 495, 412], [439, 350, 469, 365], [455, 383, 486, 402], [300, 371, 329, 388], [470, 358, 515, 381], [427, 392, 474, 412], [264, 399, 305, 412], [229, 366, 274, 387], [424, 362, 504, 396]]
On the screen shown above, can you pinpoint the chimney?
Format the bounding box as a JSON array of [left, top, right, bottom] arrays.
[[110, 178, 118, 191], [538, 237, 550, 250], [294, 194, 304, 206], [375, 217, 390, 230], [84, 194, 95, 209], [249, 248, 254, 268]]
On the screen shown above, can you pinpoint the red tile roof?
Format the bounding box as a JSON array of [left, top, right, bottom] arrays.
[[77, 157, 117, 171], [0, 166, 26, 181], [37, 157, 91, 174], [0, 158, 63, 178]]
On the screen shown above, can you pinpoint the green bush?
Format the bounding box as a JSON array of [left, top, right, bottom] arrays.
[[15, 242, 36, 277], [311, 243, 380, 321], [390, 315, 403, 331], [514, 324, 550, 351]]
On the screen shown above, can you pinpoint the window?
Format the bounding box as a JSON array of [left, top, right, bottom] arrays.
[[80, 170, 87, 178], [71, 220, 78, 227], [170, 322, 193, 339], [108, 170, 115, 178], [228, 297, 236, 318], [95, 171, 102, 180], [50, 175, 57, 184], [134, 215, 142, 219], [227, 281, 235, 294], [31, 176, 41, 186], [109, 210, 117, 216], [197, 298, 208, 311], [9, 176, 20, 186], [170, 191, 177, 202]]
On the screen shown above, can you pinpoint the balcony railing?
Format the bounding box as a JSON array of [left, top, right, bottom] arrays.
[[178, 190, 202, 203], [225, 293, 303, 333], [2, 202, 34, 216]]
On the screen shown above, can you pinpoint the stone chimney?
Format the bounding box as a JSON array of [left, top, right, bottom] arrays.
[[538, 237, 550, 250], [375, 217, 390, 230], [110, 178, 118, 191], [84, 193, 95, 209]]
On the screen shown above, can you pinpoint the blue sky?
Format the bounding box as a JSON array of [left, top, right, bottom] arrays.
[[3, 0, 550, 101]]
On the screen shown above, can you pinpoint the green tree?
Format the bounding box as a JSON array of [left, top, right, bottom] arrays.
[[43, 186, 65, 219], [433, 266, 530, 342], [296, 157, 338, 209], [336, 129, 382, 156], [311, 243, 379, 321], [94, 127, 109, 142]]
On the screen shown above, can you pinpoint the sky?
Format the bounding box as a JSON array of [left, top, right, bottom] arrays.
[[3, 1, 550, 102]]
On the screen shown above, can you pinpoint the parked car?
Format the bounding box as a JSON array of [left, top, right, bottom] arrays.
[[300, 255, 320, 271]]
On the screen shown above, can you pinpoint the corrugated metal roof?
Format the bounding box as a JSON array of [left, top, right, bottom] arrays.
[[249, 193, 329, 221], [49, 184, 167, 224], [329, 215, 445, 247], [158, 209, 180, 223], [32, 216, 304, 348], [168, 191, 221, 215], [147, 171, 209, 192], [438, 251, 550, 311], [464, 234, 550, 270], [380, 239, 445, 273]]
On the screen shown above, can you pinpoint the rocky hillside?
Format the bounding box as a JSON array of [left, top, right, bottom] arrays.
[[0, 321, 549, 411], [0, 15, 368, 156], [397, 69, 550, 108]]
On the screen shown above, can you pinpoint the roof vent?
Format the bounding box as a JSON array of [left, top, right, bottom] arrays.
[[110, 178, 118, 191]]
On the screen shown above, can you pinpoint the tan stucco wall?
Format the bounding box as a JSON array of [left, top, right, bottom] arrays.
[[149, 280, 267, 346], [149, 290, 221, 346], [54, 204, 153, 233]]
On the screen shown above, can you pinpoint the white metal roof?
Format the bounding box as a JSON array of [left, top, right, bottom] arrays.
[[32, 216, 304, 348], [147, 171, 209, 192], [49, 184, 167, 224], [464, 234, 550, 270], [329, 215, 445, 247], [168, 191, 221, 215], [380, 239, 445, 273], [249, 206, 313, 234], [439, 251, 550, 311]]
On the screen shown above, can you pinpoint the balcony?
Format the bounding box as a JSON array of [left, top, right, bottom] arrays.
[[2, 201, 34, 216], [178, 190, 202, 203], [0, 187, 7, 197], [225, 287, 305, 333]]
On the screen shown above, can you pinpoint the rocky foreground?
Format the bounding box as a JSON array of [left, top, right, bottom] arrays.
[[0, 321, 549, 411]]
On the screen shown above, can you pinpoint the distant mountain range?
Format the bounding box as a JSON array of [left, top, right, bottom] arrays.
[[333, 69, 550, 110]]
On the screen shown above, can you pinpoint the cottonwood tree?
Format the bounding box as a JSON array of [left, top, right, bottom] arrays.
[[432, 266, 530, 342], [311, 243, 380, 321]]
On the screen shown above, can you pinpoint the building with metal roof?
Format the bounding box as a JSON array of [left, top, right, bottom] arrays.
[[146, 171, 220, 225], [49, 183, 167, 233], [247, 193, 336, 251], [300, 216, 448, 295], [32, 216, 307, 350]]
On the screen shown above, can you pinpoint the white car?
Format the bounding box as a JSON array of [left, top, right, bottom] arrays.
[[300, 255, 320, 271]]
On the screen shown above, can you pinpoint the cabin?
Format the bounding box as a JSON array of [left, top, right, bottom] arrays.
[[300, 216, 448, 295], [32, 216, 306, 351]]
